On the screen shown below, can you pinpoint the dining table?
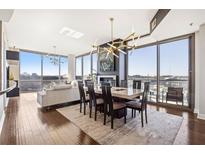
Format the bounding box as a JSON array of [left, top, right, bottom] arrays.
[[85, 85, 143, 100]]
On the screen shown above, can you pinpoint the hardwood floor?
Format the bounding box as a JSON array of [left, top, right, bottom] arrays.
[[1, 92, 205, 145], [0, 93, 98, 145]]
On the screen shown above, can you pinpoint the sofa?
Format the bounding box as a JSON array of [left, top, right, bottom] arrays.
[[37, 84, 80, 108]]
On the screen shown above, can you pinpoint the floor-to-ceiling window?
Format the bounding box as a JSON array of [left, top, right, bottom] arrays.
[[128, 45, 157, 102], [75, 53, 96, 80], [92, 53, 98, 74], [42, 55, 60, 87], [83, 54, 91, 79], [20, 51, 42, 91], [75, 57, 82, 80], [60, 56, 68, 81], [127, 36, 192, 107], [20, 51, 68, 92], [159, 39, 189, 106]]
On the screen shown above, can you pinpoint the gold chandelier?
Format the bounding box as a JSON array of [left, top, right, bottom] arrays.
[[90, 17, 140, 58]]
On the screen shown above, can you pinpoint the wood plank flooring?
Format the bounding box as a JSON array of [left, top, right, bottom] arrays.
[[1, 92, 205, 145], [0, 93, 98, 145]]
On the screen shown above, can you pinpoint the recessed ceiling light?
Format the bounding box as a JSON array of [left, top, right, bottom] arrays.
[[59, 27, 84, 39], [72, 32, 84, 39]]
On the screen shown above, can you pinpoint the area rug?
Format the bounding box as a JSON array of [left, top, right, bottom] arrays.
[[57, 105, 183, 145]]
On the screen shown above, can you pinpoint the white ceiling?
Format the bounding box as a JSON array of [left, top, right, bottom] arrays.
[[0, 9, 14, 22], [4, 9, 157, 56], [128, 9, 205, 47], [4, 9, 205, 56]]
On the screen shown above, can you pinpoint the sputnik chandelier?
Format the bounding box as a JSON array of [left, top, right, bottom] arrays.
[[90, 17, 141, 58]]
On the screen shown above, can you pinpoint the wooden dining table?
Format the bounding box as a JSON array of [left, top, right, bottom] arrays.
[[85, 86, 143, 100]]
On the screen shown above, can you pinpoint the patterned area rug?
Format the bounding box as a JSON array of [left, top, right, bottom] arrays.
[[57, 105, 183, 145]]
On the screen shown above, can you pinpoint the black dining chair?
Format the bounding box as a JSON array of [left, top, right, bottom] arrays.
[[84, 79, 92, 87], [87, 81, 104, 121], [133, 80, 141, 89], [126, 82, 150, 127], [121, 80, 128, 88], [78, 81, 89, 115], [102, 83, 127, 129]]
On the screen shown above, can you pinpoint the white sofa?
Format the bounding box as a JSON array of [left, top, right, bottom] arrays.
[[37, 84, 80, 108]]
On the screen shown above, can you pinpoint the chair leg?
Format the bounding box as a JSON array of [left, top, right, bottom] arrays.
[[134, 110, 136, 117], [111, 114, 114, 129], [89, 105, 92, 118], [104, 108, 107, 125], [141, 110, 144, 127], [124, 108, 127, 124], [145, 109, 148, 124], [84, 102, 86, 115], [95, 106, 97, 121], [80, 102, 82, 113]]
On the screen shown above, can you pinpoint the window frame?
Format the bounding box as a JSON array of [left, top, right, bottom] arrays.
[[75, 52, 97, 80], [19, 50, 69, 92], [126, 33, 195, 110]]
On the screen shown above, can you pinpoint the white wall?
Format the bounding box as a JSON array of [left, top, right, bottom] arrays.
[[195, 24, 205, 119]]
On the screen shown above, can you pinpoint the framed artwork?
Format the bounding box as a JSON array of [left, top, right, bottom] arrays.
[[98, 50, 115, 72]]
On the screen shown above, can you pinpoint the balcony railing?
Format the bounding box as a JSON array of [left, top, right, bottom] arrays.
[[128, 77, 188, 106]]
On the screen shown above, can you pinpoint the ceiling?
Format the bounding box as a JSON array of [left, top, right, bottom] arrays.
[[128, 9, 205, 46], [0, 10, 14, 22], [4, 9, 205, 56], [4, 9, 157, 56]]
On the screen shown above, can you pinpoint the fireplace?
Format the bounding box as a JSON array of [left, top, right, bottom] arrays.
[[97, 75, 117, 86]]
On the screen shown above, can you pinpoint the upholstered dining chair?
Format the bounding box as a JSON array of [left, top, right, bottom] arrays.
[[102, 83, 127, 129], [126, 82, 150, 127], [133, 80, 142, 90], [87, 81, 104, 121], [78, 81, 89, 115], [121, 80, 128, 88]]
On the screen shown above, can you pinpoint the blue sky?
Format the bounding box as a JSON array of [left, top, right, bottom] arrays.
[[128, 39, 189, 76], [21, 39, 188, 77], [20, 51, 68, 76]]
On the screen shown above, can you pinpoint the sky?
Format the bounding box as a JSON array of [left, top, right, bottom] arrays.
[[21, 39, 189, 78], [20, 51, 68, 76], [128, 39, 189, 76], [76, 53, 98, 76]]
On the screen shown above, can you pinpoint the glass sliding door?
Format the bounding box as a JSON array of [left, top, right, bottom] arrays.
[[128, 45, 157, 102], [159, 39, 189, 106], [20, 51, 42, 92]]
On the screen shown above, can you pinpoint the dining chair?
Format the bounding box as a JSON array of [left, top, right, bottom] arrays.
[[121, 80, 128, 88], [133, 80, 141, 89], [102, 83, 127, 129], [84, 79, 92, 87], [131, 80, 142, 116], [87, 81, 104, 121], [126, 82, 150, 127], [78, 81, 89, 115]]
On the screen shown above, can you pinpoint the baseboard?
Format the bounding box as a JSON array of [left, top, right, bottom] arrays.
[[0, 111, 5, 135], [197, 113, 205, 120]]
